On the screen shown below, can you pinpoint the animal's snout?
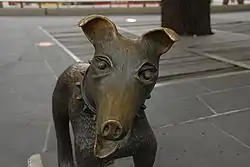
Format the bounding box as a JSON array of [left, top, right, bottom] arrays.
[[101, 120, 123, 140]]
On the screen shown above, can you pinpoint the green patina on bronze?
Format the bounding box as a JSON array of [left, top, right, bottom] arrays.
[[52, 14, 178, 167]]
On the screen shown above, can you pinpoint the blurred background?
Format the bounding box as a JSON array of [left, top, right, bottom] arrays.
[[0, 0, 249, 8]]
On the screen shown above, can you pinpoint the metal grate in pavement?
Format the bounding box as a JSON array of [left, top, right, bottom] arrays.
[[42, 25, 248, 82]]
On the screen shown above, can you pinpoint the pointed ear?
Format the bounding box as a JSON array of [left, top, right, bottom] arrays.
[[139, 27, 179, 56], [78, 15, 118, 44]]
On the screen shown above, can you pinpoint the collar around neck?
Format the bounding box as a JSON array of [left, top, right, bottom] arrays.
[[80, 67, 96, 114]]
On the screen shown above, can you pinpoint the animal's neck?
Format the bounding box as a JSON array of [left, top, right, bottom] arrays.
[[81, 67, 96, 114]]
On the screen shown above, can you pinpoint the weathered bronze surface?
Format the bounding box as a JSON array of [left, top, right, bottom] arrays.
[[52, 14, 178, 167]]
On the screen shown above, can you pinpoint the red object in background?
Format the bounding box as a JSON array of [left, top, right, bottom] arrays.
[[9, 2, 19, 5]]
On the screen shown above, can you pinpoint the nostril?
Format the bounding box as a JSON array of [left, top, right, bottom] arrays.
[[110, 123, 122, 139], [114, 126, 122, 136], [102, 124, 110, 137], [101, 120, 123, 140]]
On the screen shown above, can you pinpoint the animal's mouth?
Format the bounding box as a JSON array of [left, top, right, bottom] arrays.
[[94, 130, 131, 159], [94, 135, 119, 159]]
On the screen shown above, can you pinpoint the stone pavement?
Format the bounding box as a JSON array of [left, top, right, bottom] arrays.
[[0, 13, 250, 167]]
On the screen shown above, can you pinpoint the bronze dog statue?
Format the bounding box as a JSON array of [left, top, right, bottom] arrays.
[[52, 15, 178, 167]]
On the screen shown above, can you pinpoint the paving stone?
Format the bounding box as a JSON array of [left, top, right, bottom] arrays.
[[206, 46, 250, 61], [159, 59, 232, 78], [146, 96, 214, 128], [153, 121, 250, 167], [68, 45, 94, 57], [196, 71, 250, 91], [0, 123, 48, 167], [213, 21, 250, 35], [210, 109, 250, 147], [198, 86, 250, 113], [152, 82, 209, 102], [9, 62, 51, 76]]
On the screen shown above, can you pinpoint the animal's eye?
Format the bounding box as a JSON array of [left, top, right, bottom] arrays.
[[138, 69, 156, 81], [137, 63, 158, 84], [94, 56, 112, 71], [97, 60, 108, 70], [91, 56, 113, 78], [141, 69, 154, 80]]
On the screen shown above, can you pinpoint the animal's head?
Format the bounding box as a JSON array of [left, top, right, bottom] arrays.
[[78, 15, 178, 158]]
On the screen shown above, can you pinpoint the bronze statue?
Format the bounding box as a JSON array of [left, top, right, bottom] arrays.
[[52, 15, 178, 167]]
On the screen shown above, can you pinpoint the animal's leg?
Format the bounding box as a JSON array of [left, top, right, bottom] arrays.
[[129, 111, 158, 167], [133, 143, 157, 167], [132, 133, 157, 167], [52, 87, 74, 167]]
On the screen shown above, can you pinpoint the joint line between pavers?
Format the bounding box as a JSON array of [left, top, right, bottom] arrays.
[[27, 58, 60, 167], [38, 26, 82, 63], [212, 123, 250, 149], [44, 59, 58, 80], [155, 70, 250, 88], [43, 60, 59, 153], [42, 121, 52, 153], [203, 84, 250, 96], [160, 107, 250, 129], [188, 49, 250, 70], [212, 29, 250, 39], [196, 95, 218, 115], [193, 82, 213, 92]]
